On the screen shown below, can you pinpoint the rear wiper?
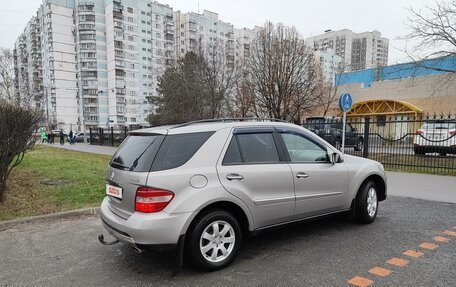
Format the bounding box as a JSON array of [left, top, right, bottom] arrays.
[[129, 138, 157, 171], [111, 162, 129, 170]]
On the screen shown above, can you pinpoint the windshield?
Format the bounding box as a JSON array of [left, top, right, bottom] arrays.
[[421, 122, 456, 130]]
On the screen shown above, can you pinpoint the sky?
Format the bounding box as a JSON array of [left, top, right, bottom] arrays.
[[0, 0, 437, 64]]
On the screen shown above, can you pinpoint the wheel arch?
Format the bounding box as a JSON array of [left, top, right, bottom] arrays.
[[357, 174, 386, 202], [181, 200, 253, 237]]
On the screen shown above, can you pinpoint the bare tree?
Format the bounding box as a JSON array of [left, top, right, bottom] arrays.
[[316, 61, 349, 116], [404, 0, 456, 72], [0, 101, 41, 200], [200, 42, 237, 118], [0, 48, 16, 103], [246, 22, 322, 123]]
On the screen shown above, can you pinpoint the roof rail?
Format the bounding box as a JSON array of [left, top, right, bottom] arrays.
[[171, 118, 290, 129]]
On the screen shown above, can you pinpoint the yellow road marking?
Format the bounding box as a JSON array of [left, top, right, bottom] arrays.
[[368, 267, 391, 277], [433, 236, 449, 243], [387, 257, 409, 267], [403, 250, 423, 258], [347, 276, 374, 287], [420, 242, 438, 250], [443, 230, 456, 237]]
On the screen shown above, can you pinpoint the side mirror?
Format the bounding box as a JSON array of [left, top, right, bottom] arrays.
[[331, 152, 343, 164]]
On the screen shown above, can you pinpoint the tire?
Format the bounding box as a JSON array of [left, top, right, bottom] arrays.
[[187, 210, 242, 271], [354, 181, 378, 224], [439, 151, 447, 156], [334, 138, 342, 150], [354, 138, 363, 151]]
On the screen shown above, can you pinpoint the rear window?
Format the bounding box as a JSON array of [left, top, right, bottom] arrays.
[[111, 135, 164, 172], [151, 132, 214, 171]]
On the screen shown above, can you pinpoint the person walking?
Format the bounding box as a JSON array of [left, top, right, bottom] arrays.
[[41, 131, 48, 143], [59, 129, 65, 145], [48, 131, 55, 144]]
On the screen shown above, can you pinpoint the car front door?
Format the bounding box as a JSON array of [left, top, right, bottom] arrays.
[[277, 129, 349, 218], [217, 128, 295, 228]]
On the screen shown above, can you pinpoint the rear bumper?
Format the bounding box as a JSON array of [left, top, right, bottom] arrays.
[[414, 144, 456, 154], [100, 197, 193, 246]]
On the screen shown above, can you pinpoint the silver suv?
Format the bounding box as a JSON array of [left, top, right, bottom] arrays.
[[99, 119, 387, 270]]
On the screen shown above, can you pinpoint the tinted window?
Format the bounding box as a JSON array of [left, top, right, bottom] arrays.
[[111, 135, 164, 172], [151, 132, 214, 171], [222, 138, 242, 165], [280, 133, 329, 162], [236, 133, 279, 163]]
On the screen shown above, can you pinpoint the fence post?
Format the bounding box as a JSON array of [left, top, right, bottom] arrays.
[[363, 117, 370, 158], [89, 128, 92, 145], [111, 126, 114, 147], [124, 126, 128, 140], [99, 127, 103, 146]]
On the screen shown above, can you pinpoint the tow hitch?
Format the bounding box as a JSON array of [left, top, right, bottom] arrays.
[[98, 234, 119, 246]]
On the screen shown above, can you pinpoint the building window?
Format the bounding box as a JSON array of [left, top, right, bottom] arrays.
[[128, 7, 133, 13]]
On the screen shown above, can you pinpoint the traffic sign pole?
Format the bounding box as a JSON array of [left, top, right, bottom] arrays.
[[342, 111, 346, 153], [338, 92, 353, 154]]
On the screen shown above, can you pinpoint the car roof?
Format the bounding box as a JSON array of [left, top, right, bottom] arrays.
[[129, 119, 304, 135]]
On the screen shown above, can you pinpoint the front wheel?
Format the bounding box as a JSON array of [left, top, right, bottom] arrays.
[[188, 210, 242, 271], [354, 181, 378, 224]]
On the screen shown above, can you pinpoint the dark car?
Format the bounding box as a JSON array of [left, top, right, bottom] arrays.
[[305, 117, 364, 151]]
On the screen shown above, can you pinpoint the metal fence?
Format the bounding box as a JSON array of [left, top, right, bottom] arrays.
[[303, 115, 456, 175], [88, 126, 133, 147]]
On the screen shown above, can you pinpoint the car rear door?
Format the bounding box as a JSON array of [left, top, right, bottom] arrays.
[[277, 129, 349, 218], [217, 128, 295, 228]]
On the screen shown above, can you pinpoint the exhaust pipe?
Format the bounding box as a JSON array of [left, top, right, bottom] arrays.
[[98, 234, 119, 246]]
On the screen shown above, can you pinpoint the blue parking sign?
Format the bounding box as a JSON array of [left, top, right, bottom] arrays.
[[339, 93, 353, 112]]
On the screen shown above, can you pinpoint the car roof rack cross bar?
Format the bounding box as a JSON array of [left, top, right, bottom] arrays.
[[171, 118, 289, 129]]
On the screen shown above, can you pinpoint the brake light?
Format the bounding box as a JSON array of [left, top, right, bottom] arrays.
[[450, 130, 456, 136], [135, 187, 174, 213], [416, 130, 423, 135]]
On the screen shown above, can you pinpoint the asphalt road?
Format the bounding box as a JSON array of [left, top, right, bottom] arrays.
[[1, 196, 455, 286]]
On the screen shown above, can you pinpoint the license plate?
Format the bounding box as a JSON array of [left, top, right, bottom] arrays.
[[106, 184, 122, 199]]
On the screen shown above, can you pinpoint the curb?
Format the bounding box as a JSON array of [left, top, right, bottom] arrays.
[[0, 207, 100, 230]]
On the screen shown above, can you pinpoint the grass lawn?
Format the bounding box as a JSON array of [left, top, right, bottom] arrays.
[[0, 145, 111, 221]]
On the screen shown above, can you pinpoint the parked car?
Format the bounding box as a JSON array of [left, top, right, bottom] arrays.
[[305, 117, 364, 151], [52, 129, 67, 137], [74, 133, 88, 143], [99, 119, 387, 271], [413, 121, 456, 156]]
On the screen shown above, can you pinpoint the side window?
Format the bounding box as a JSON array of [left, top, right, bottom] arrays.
[[223, 133, 280, 164], [222, 137, 242, 165], [151, 132, 214, 171], [280, 133, 329, 163]]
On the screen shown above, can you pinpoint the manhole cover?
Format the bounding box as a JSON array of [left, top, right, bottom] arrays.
[[41, 179, 71, 186]]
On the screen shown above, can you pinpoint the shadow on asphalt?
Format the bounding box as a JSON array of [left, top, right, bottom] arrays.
[[111, 212, 359, 276]]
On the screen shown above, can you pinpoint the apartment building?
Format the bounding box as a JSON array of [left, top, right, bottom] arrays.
[[14, 0, 175, 131], [313, 48, 343, 83], [14, 1, 269, 131], [306, 29, 389, 71], [174, 10, 236, 65]]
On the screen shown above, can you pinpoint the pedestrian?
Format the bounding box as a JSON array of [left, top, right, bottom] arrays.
[[48, 131, 55, 144], [41, 131, 48, 143], [59, 129, 65, 145]]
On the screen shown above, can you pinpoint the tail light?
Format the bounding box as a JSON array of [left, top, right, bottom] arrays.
[[449, 130, 456, 136], [135, 187, 174, 213], [416, 130, 423, 135]]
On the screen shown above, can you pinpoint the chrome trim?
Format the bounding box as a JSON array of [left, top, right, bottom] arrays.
[[295, 191, 343, 201], [254, 196, 295, 206]]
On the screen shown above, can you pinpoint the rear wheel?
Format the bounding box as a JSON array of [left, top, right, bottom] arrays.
[[354, 181, 378, 224], [439, 151, 447, 156], [188, 210, 242, 271]]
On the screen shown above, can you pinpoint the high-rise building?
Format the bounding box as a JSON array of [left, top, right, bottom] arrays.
[[313, 48, 343, 83], [306, 29, 389, 72], [14, 0, 176, 131]]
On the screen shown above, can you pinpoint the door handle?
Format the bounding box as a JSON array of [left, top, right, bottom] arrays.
[[226, 173, 244, 181], [296, 172, 309, 179]]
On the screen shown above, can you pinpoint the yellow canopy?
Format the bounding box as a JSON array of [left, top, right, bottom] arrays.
[[345, 99, 424, 117]]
